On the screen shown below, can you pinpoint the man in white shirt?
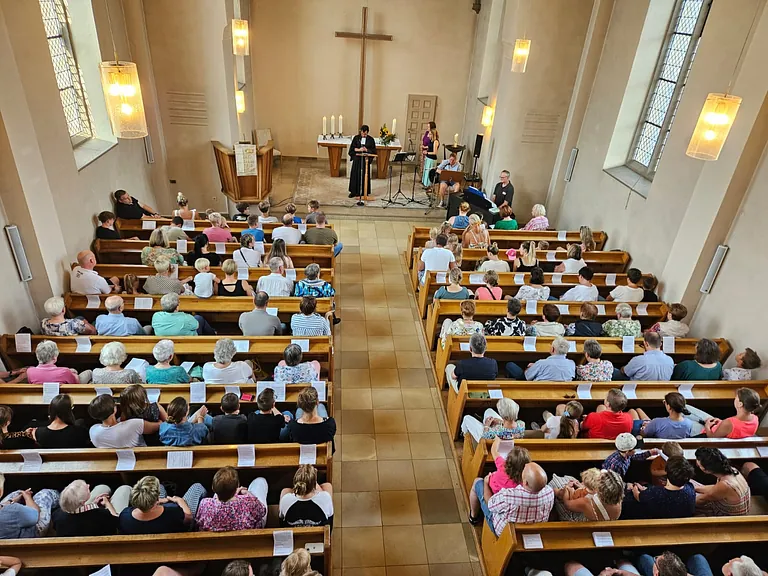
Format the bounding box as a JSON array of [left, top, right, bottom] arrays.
[[70, 250, 120, 295], [418, 234, 456, 284], [87, 394, 159, 448], [607, 268, 644, 302], [560, 266, 599, 302], [256, 257, 294, 297], [271, 214, 303, 245]]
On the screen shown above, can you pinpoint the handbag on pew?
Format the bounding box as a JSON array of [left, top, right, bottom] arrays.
[[251, 358, 269, 381]]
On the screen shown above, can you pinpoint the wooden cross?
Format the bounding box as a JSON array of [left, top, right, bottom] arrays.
[[335, 7, 393, 129]]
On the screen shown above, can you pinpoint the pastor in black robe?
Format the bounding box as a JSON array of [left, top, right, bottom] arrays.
[[348, 132, 377, 197]]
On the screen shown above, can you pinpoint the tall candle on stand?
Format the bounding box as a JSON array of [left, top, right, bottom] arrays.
[[330, 115, 335, 135], [322, 116, 327, 136], [454, 133, 459, 146], [392, 118, 397, 134], [339, 115, 343, 136]]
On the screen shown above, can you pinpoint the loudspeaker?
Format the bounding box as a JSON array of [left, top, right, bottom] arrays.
[[473, 133, 484, 159], [699, 244, 729, 294], [564, 147, 579, 182], [4, 225, 32, 282]]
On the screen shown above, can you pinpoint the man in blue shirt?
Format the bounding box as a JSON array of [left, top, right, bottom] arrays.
[[240, 214, 265, 242], [619, 331, 674, 381], [95, 296, 147, 336], [436, 153, 463, 207], [506, 338, 575, 381]]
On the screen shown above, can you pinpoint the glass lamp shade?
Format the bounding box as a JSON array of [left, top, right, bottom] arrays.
[[99, 61, 148, 139], [511, 38, 531, 73], [481, 106, 495, 127], [232, 19, 249, 56], [235, 90, 246, 114], [686, 93, 742, 161]]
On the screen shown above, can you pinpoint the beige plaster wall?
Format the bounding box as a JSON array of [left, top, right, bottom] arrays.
[[250, 0, 476, 158]]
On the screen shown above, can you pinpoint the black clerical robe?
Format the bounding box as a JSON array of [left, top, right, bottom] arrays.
[[348, 134, 377, 196]]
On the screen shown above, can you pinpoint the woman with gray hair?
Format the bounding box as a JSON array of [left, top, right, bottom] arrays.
[[92, 342, 141, 384], [274, 343, 322, 385], [142, 257, 190, 296], [202, 338, 254, 383], [117, 475, 207, 535], [26, 340, 91, 384], [602, 302, 642, 337], [53, 479, 132, 536], [203, 211, 236, 243], [41, 296, 96, 336], [146, 340, 190, 384], [293, 263, 336, 298], [461, 397, 526, 441], [575, 339, 614, 381], [140, 228, 185, 267]]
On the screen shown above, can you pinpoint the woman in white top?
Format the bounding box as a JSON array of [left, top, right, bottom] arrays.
[[279, 464, 334, 529], [513, 266, 550, 301], [202, 338, 254, 383], [173, 193, 196, 221], [478, 243, 510, 273], [555, 244, 586, 274], [233, 234, 262, 268]]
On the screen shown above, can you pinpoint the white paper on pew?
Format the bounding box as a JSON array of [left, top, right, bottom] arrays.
[[596, 304, 606, 316], [125, 358, 148, 382], [86, 295, 101, 309], [525, 299, 538, 314], [462, 416, 484, 442], [556, 304, 569, 315], [176, 239, 188, 253], [436, 272, 447, 284], [678, 383, 694, 399], [757, 446, 768, 457], [146, 389, 161, 403], [514, 273, 524, 285], [171, 266, 179, 279], [14, 333, 31, 353], [523, 336, 537, 352], [606, 274, 617, 286], [546, 251, 556, 261], [298, 224, 307, 234], [285, 269, 297, 281], [497, 440, 515, 460], [291, 339, 310, 353], [22, 451, 42, 472], [552, 274, 563, 285], [214, 242, 226, 254], [523, 533, 544, 550], [489, 389, 503, 399], [167, 450, 193, 469], [115, 449, 136, 471], [622, 383, 637, 400], [636, 303, 648, 316], [256, 221, 263, 230], [142, 220, 156, 230], [567, 340, 577, 353], [234, 340, 250, 353], [469, 273, 484, 284], [225, 385, 241, 397], [75, 336, 92, 353], [299, 444, 317, 465], [181, 361, 194, 373], [622, 336, 635, 354], [273, 530, 294, 556], [89, 565, 112, 576], [266, 307, 279, 317], [557, 230, 567, 242], [190, 382, 206, 403], [577, 383, 592, 399], [311, 381, 326, 402], [592, 532, 614, 548], [460, 343, 470, 352], [258, 381, 286, 402], [237, 267, 249, 281], [237, 444, 255, 467], [95, 387, 112, 397], [43, 382, 60, 403], [663, 336, 676, 353], [254, 241, 265, 254], [182, 220, 195, 231], [660, 451, 669, 461], [134, 297, 153, 310]]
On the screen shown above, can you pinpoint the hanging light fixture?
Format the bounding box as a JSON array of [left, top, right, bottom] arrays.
[[235, 90, 246, 114], [481, 105, 495, 127], [511, 38, 531, 73], [99, 0, 148, 138], [232, 19, 250, 56]]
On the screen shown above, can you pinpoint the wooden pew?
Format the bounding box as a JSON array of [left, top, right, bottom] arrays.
[[94, 239, 335, 268], [118, 216, 334, 240], [417, 270, 652, 319], [446, 379, 768, 440], [92, 263, 336, 289], [482, 516, 768, 576], [0, 335, 335, 379], [405, 227, 608, 269], [1, 525, 331, 572], [64, 293, 333, 333], [434, 335, 733, 389], [424, 300, 666, 351]]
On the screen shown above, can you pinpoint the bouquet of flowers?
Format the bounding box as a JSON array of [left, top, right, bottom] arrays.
[[379, 124, 396, 145]]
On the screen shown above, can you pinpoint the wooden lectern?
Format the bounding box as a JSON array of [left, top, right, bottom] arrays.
[[355, 152, 377, 205], [212, 141, 273, 203]]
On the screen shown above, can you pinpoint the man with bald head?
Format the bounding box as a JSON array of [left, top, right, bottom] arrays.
[[94, 296, 147, 336], [70, 250, 120, 295], [485, 461, 554, 535]]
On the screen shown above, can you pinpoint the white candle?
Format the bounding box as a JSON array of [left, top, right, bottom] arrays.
[[392, 118, 396, 134], [339, 115, 343, 135], [322, 116, 327, 136], [454, 133, 459, 145], [331, 115, 335, 134]]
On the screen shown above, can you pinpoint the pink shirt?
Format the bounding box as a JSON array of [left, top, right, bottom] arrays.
[[476, 286, 503, 301], [203, 226, 233, 243], [490, 456, 519, 493], [712, 415, 758, 439], [27, 364, 78, 384]]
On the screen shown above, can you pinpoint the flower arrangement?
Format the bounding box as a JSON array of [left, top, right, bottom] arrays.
[[379, 124, 396, 145]]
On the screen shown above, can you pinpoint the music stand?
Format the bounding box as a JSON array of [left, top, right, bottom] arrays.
[[383, 152, 414, 208]]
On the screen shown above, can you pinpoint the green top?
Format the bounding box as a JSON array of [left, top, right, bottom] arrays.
[[146, 365, 191, 384], [151, 311, 199, 336], [494, 219, 519, 230], [672, 360, 723, 381]]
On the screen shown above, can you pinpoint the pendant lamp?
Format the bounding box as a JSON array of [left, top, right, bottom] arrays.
[[232, 19, 249, 56], [511, 38, 531, 73], [235, 90, 246, 114]]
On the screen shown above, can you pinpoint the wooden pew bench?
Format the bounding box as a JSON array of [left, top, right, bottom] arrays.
[[117, 216, 334, 240], [405, 227, 608, 269], [95, 239, 335, 268], [0, 335, 335, 379], [434, 335, 733, 389], [417, 271, 653, 319], [424, 300, 666, 351]]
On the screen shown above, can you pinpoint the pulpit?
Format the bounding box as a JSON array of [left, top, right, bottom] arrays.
[[212, 141, 273, 203]]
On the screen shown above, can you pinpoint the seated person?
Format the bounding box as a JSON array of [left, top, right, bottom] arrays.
[[218, 258, 254, 297], [160, 216, 190, 242], [291, 296, 332, 336], [196, 466, 267, 531], [607, 268, 644, 302], [632, 392, 693, 439], [439, 300, 485, 347], [602, 303, 641, 337], [483, 462, 555, 535], [248, 387, 292, 443], [446, 334, 498, 391], [566, 551, 713, 576], [95, 210, 122, 239], [186, 234, 222, 268], [305, 199, 321, 224], [274, 343, 322, 384], [447, 233, 463, 267], [741, 462, 768, 499], [601, 433, 659, 478], [272, 213, 303, 245], [462, 215, 490, 249], [26, 340, 91, 384], [88, 394, 160, 448], [202, 339, 254, 383], [95, 295, 146, 336], [575, 339, 613, 381], [239, 290, 283, 336], [294, 263, 336, 298], [54, 479, 131, 536], [649, 302, 690, 337], [475, 270, 503, 300], [642, 274, 659, 302], [526, 304, 565, 337], [146, 339, 190, 384], [279, 465, 334, 528], [672, 338, 723, 380], [550, 467, 624, 521], [119, 476, 206, 535], [256, 257, 294, 297], [506, 337, 575, 381], [560, 266, 598, 302], [284, 202, 302, 224], [141, 228, 184, 267], [448, 202, 471, 229], [30, 394, 90, 449], [152, 293, 216, 336], [478, 243, 510, 273], [484, 297, 526, 336], [113, 189, 158, 219], [461, 397, 525, 441], [435, 152, 463, 206], [286, 387, 336, 452], [538, 400, 584, 439], [554, 245, 586, 274], [211, 393, 247, 444], [203, 212, 236, 243], [119, 384, 164, 423], [159, 397, 212, 447], [494, 205, 518, 230], [620, 456, 695, 519], [687, 387, 760, 438], [231, 201, 250, 222], [723, 347, 762, 381], [193, 257, 219, 298], [565, 302, 603, 337], [143, 258, 188, 296], [581, 388, 632, 440], [257, 201, 279, 223], [434, 267, 473, 301], [0, 406, 35, 450], [469, 443, 530, 525], [303, 212, 342, 257], [514, 266, 550, 301], [693, 447, 750, 516], [41, 296, 96, 336], [92, 341, 142, 384], [240, 214, 265, 242], [650, 441, 683, 486], [71, 249, 120, 295], [419, 233, 457, 284], [0, 480, 60, 539], [619, 331, 674, 381]]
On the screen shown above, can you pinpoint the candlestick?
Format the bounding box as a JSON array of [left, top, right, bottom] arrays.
[[339, 115, 343, 136], [331, 115, 335, 136], [392, 118, 396, 134], [322, 116, 327, 136], [454, 133, 459, 146]]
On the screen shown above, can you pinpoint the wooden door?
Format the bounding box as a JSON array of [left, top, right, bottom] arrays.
[[406, 94, 437, 152]]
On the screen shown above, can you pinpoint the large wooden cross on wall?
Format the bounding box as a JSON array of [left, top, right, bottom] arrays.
[[335, 7, 393, 129]]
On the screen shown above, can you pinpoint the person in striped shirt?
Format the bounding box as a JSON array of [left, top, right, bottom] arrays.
[[291, 296, 332, 336]]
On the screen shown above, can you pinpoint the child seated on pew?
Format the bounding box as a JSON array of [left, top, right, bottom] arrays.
[[649, 302, 690, 338], [601, 432, 659, 479], [424, 226, 440, 249], [535, 400, 584, 439], [580, 388, 632, 440], [468, 442, 530, 525], [284, 202, 302, 224], [240, 214, 265, 242], [159, 397, 212, 447], [650, 441, 683, 486], [723, 348, 762, 381], [550, 467, 624, 521], [257, 201, 278, 224], [193, 258, 219, 299], [231, 202, 250, 222], [212, 393, 247, 444], [247, 387, 293, 444], [642, 274, 659, 302]]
